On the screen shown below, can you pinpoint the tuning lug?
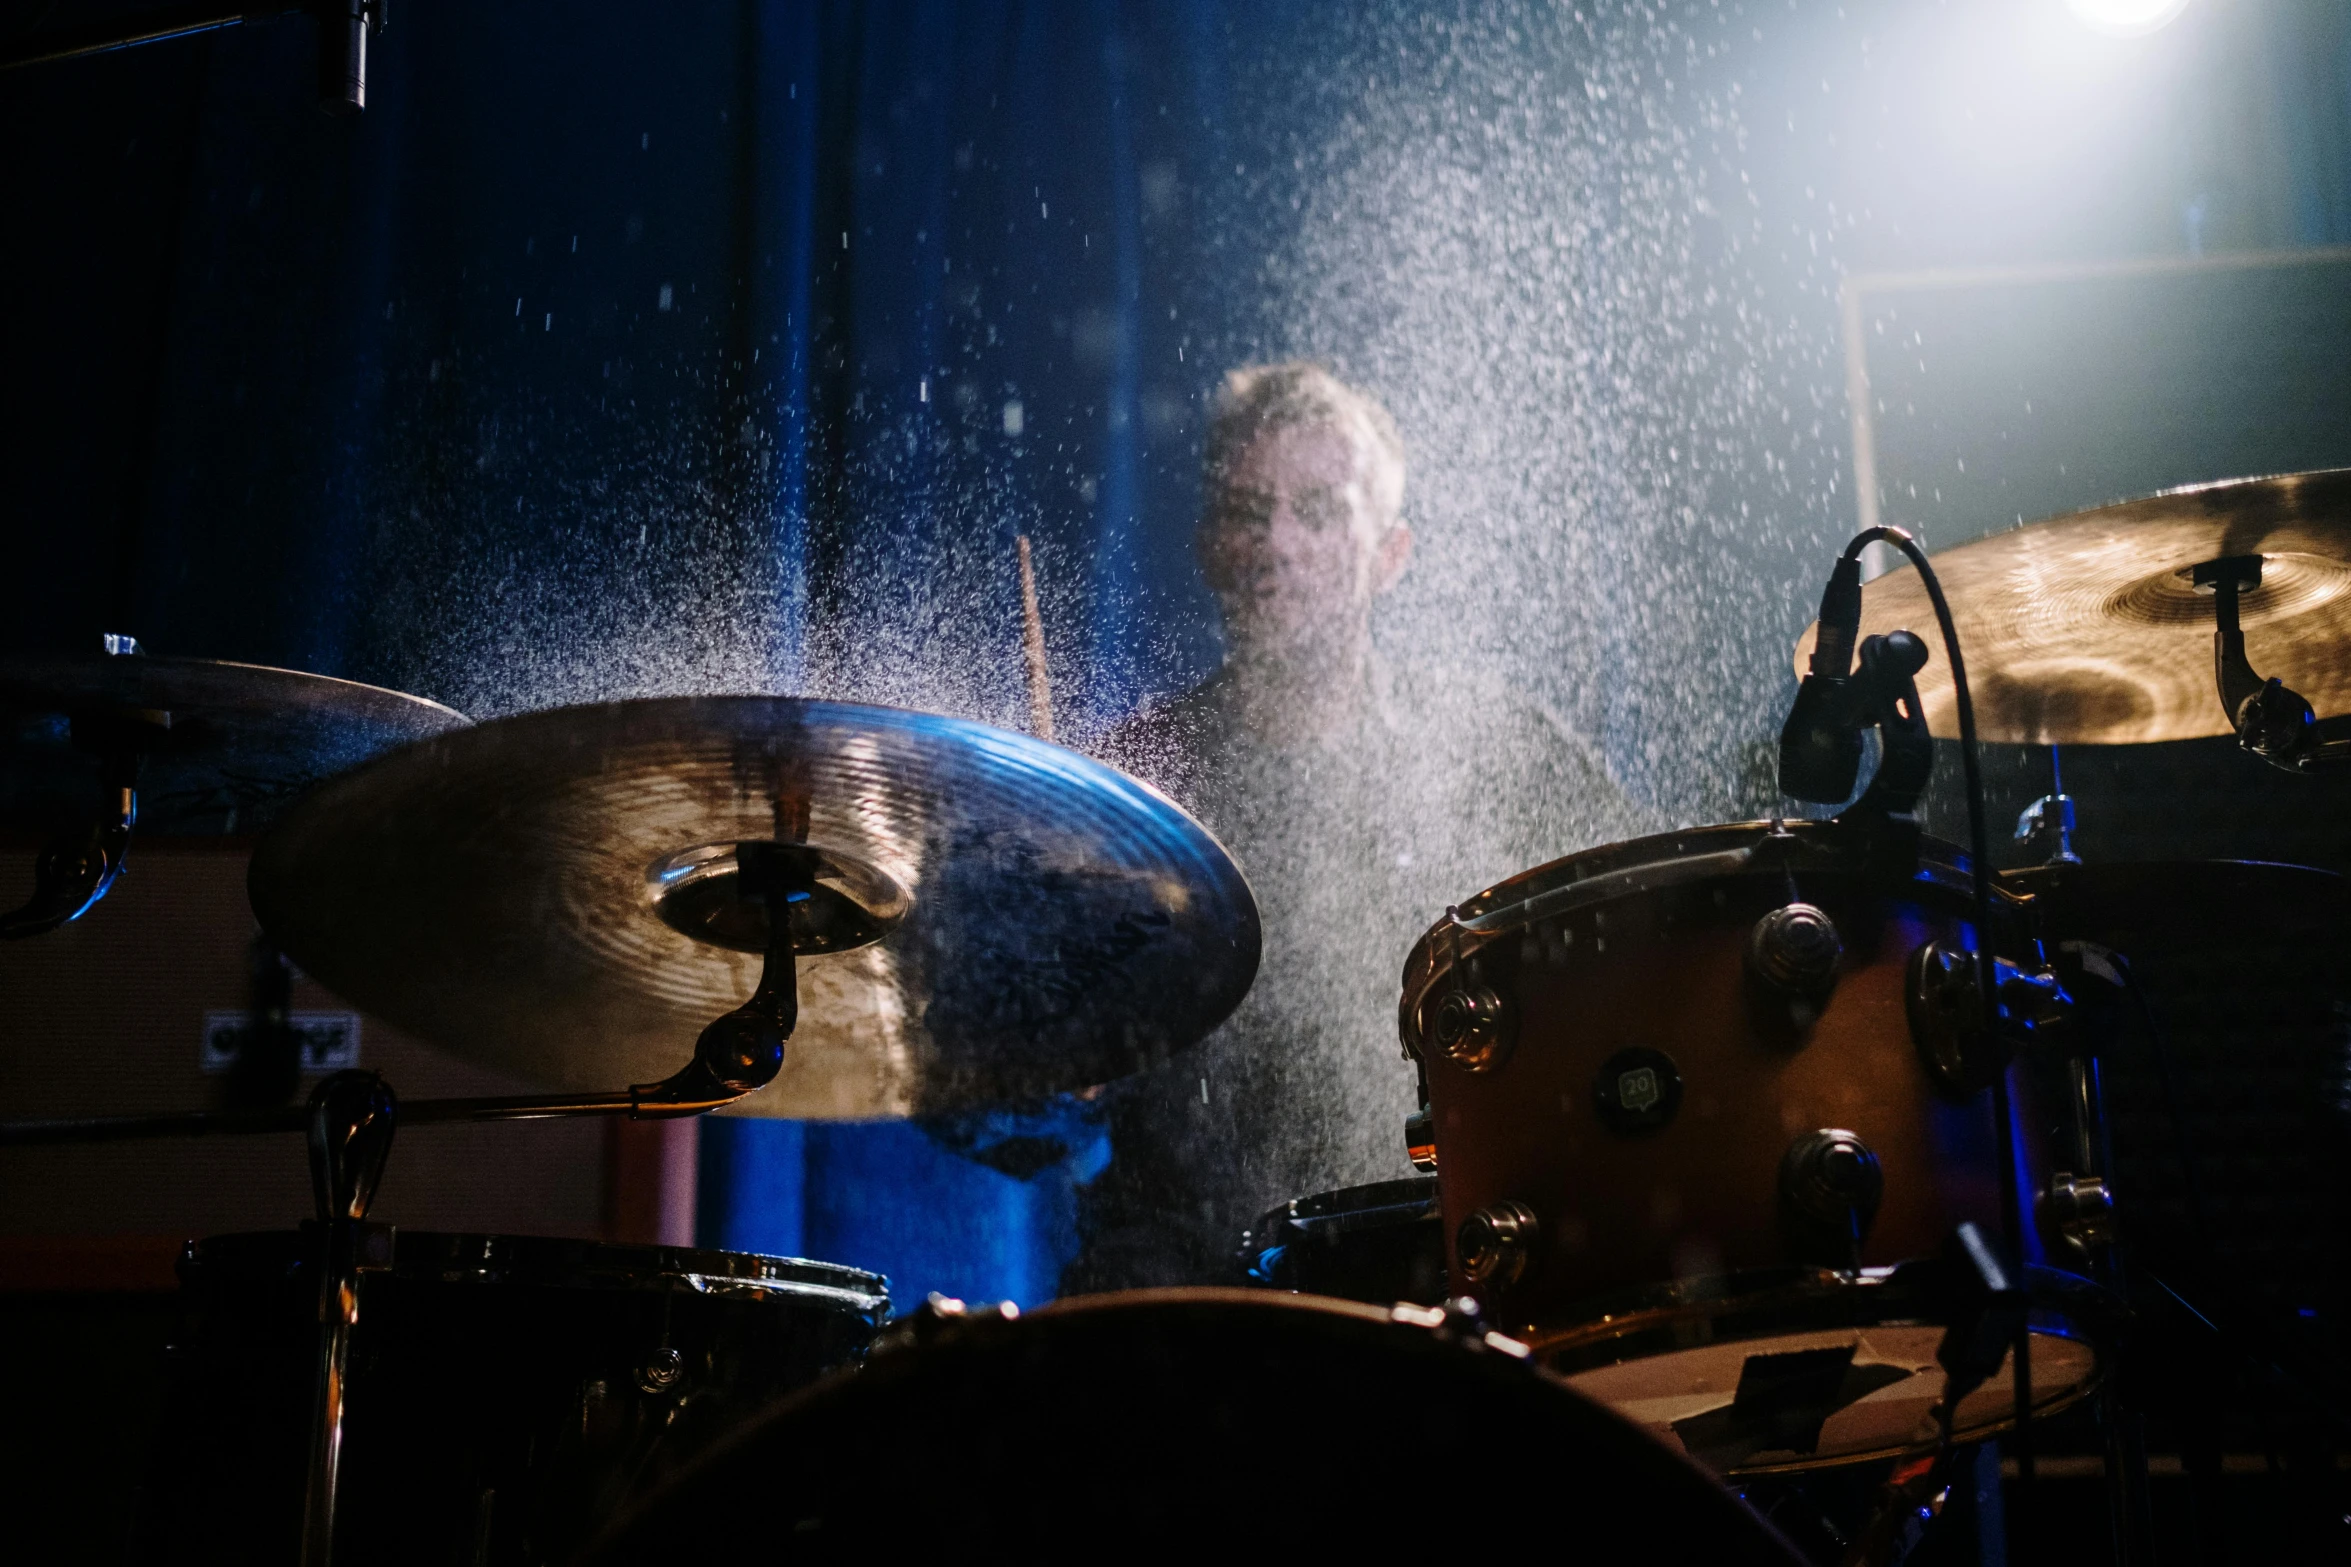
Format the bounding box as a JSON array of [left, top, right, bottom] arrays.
[[1456, 1199, 1540, 1293], [1430, 982, 1514, 1073], [2039, 1172, 2117, 1263], [1747, 902, 1842, 998]]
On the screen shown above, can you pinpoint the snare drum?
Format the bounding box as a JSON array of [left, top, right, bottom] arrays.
[[136, 1230, 887, 1564], [1398, 820, 2104, 1472]]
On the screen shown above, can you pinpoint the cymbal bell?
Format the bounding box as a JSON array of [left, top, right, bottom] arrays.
[[0, 651, 469, 834], [248, 697, 1261, 1119], [1793, 471, 2351, 746]]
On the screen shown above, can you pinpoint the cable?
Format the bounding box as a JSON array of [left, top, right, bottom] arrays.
[[1839, 527, 1995, 990], [1835, 524, 2036, 1531]]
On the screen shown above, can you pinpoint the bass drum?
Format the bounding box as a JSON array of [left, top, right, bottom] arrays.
[[1235, 1176, 1446, 1304], [585, 1289, 1804, 1560], [1397, 820, 2106, 1474], [136, 1230, 887, 1565]]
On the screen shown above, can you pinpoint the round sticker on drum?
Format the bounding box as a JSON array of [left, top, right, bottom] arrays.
[[1593, 1047, 1682, 1135]]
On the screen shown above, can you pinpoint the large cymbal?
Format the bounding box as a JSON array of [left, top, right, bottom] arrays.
[[1793, 471, 2351, 745], [1, 651, 469, 834], [248, 698, 1261, 1119]]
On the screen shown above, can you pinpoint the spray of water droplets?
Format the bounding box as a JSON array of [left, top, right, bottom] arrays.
[[1076, 5, 1858, 1270], [355, 6, 1857, 1266]]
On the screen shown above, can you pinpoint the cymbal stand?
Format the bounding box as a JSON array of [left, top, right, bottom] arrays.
[[2040, 939, 2155, 1567], [0, 839, 812, 1153], [2194, 557, 2351, 773], [0, 661, 168, 939], [63, 841, 814, 1565], [2013, 746, 2080, 869], [299, 1072, 395, 1567]]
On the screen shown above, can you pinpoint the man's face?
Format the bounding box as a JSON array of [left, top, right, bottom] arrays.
[[1198, 422, 1406, 657]]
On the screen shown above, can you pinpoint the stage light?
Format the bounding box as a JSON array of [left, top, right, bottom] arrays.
[[2064, 0, 2192, 36]]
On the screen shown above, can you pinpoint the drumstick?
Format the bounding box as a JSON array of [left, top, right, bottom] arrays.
[[1017, 534, 1056, 741]]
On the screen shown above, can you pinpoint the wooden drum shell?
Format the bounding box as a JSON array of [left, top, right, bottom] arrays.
[[1403, 824, 2006, 1336]]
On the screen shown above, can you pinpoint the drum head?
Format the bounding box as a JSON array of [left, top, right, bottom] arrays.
[[1535, 1269, 2110, 1475], [588, 1289, 1802, 1560]]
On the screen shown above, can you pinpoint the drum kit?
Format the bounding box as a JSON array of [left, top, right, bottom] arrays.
[[3, 471, 2347, 1563]]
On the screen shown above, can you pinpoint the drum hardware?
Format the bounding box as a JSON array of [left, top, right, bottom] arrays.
[[1789, 522, 2025, 1515], [1836, 1224, 2032, 1567], [2195, 553, 2351, 773], [1782, 526, 2078, 1520], [300, 1072, 397, 1567], [1746, 901, 1844, 1002], [868, 1291, 1023, 1356], [1905, 944, 2073, 1098], [1237, 1177, 1447, 1305], [2037, 1174, 2118, 1266], [0, 643, 469, 933], [1454, 1199, 1541, 1291], [1785, 628, 1936, 835], [0, 694, 166, 939], [1777, 1129, 1884, 1273], [0, 840, 813, 1150], [2013, 776, 2081, 869], [1402, 1103, 1437, 1172], [1429, 906, 1513, 1071], [1778, 531, 2026, 1404], [636, 1345, 686, 1395], [221, 931, 304, 1108], [0, 3, 387, 114], [1781, 529, 1995, 1034]]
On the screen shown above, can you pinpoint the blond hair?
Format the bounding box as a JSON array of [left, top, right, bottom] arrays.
[[1203, 362, 1406, 528]]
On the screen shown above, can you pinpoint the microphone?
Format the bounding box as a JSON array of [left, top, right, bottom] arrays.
[[1778, 552, 1866, 803]]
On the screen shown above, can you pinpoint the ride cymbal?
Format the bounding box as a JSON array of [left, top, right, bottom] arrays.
[[1793, 470, 2351, 745], [1, 650, 469, 834], [248, 698, 1260, 1118]]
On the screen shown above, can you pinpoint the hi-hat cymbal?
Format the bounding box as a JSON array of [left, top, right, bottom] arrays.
[[248, 698, 1261, 1118], [1, 651, 470, 834], [1793, 471, 2351, 745]]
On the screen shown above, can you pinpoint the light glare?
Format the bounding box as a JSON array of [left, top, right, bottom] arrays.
[[2065, 0, 2192, 36]]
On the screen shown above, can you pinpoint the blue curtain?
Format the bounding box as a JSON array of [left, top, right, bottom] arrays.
[[704, 1, 1270, 1305]]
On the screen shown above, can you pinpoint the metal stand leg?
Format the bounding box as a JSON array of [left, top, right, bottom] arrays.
[[299, 1072, 396, 1567]]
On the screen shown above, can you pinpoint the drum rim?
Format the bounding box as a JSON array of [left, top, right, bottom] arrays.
[[1249, 1175, 1439, 1234], [1528, 1263, 2115, 1475], [181, 1228, 889, 1314], [1397, 819, 1982, 1056]]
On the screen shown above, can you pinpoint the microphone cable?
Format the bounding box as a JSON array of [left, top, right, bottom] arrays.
[[1827, 524, 2037, 1530]]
